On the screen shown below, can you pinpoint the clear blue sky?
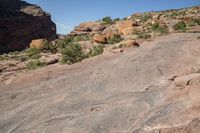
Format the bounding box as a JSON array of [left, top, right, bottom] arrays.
[[25, 0, 200, 34]]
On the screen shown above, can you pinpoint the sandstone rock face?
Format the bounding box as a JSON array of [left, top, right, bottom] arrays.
[[116, 20, 135, 35], [93, 34, 106, 43], [30, 39, 47, 49], [70, 22, 108, 35], [102, 26, 119, 39], [0, 0, 56, 53]]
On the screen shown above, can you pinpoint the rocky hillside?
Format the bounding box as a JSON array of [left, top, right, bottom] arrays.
[[0, 4, 200, 133], [1, 5, 200, 85], [0, 32, 200, 133], [0, 0, 57, 53]]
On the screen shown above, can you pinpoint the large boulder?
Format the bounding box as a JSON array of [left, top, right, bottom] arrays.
[[102, 26, 119, 39], [116, 20, 134, 35], [0, 0, 57, 53], [30, 39, 47, 49], [70, 22, 108, 35], [93, 34, 107, 43]]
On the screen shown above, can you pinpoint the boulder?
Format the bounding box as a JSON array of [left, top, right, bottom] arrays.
[[70, 22, 107, 35], [121, 40, 140, 47], [174, 73, 200, 88], [93, 34, 107, 43], [30, 39, 47, 49], [116, 20, 134, 35], [102, 26, 119, 39], [0, 0, 57, 53], [39, 54, 59, 65]]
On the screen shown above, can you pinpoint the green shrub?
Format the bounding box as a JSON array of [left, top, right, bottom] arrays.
[[113, 18, 120, 23], [141, 15, 152, 22], [73, 35, 82, 42], [90, 45, 104, 56], [73, 35, 91, 42], [170, 12, 178, 18], [133, 31, 151, 39], [56, 40, 69, 49], [61, 43, 85, 64], [20, 56, 28, 62], [151, 23, 168, 34], [26, 60, 45, 70], [173, 21, 187, 32], [41, 41, 57, 54], [194, 19, 200, 25], [107, 35, 123, 44], [26, 48, 41, 59], [0, 55, 6, 60], [102, 16, 113, 24]]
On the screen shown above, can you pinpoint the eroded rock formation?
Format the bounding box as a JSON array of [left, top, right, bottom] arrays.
[[0, 0, 57, 53]]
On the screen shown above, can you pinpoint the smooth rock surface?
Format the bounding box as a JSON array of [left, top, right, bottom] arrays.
[[0, 33, 200, 133]]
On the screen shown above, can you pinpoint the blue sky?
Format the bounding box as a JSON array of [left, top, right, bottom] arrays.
[[25, 0, 200, 34]]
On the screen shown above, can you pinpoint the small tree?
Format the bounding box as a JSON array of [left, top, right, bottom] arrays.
[[102, 16, 113, 24]]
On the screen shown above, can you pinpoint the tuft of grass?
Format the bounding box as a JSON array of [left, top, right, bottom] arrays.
[[194, 19, 200, 25], [26, 48, 41, 59], [133, 31, 151, 39], [90, 45, 104, 57], [41, 41, 57, 54], [73, 35, 91, 42], [26, 60, 45, 70], [20, 56, 28, 62], [173, 21, 187, 32], [141, 15, 152, 22], [151, 23, 168, 34], [107, 34, 123, 44], [61, 43, 85, 64]]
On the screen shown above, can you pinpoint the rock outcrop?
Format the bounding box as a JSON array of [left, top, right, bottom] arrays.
[[70, 21, 108, 35], [0, 0, 57, 53]]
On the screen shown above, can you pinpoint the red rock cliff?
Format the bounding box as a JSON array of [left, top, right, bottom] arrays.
[[0, 0, 57, 53]]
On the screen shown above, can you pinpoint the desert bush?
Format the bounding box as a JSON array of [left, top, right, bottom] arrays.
[[73, 35, 82, 42], [26, 47, 41, 59], [173, 21, 187, 32], [141, 15, 152, 22], [90, 44, 104, 57], [56, 40, 69, 49], [73, 35, 91, 42], [61, 43, 85, 64], [133, 31, 151, 39], [26, 60, 45, 70], [107, 34, 123, 44], [194, 19, 200, 25], [170, 12, 178, 18], [102, 16, 113, 24], [20, 56, 28, 62], [41, 41, 57, 54], [151, 23, 168, 34], [113, 18, 120, 23]]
